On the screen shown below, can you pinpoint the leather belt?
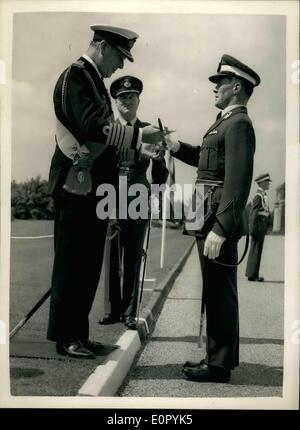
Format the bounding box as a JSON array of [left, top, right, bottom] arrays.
[[119, 167, 132, 173], [119, 166, 147, 183], [258, 210, 269, 217], [196, 179, 224, 188], [119, 166, 135, 181]]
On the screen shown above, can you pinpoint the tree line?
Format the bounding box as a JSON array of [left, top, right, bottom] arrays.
[[11, 176, 54, 220]]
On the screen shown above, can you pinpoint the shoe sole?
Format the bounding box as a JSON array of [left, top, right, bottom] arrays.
[[182, 369, 230, 383], [56, 347, 95, 359], [98, 319, 121, 325]]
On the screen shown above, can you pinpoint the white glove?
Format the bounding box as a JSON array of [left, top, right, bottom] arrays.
[[165, 135, 180, 153], [204, 231, 226, 259], [140, 143, 167, 160]]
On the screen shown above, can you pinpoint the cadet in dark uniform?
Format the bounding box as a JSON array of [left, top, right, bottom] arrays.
[[99, 76, 168, 329], [246, 173, 272, 282], [166, 55, 260, 382], [47, 25, 164, 358]]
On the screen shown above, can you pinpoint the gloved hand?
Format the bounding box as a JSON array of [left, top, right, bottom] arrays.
[[140, 143, 167, 160], [165, 135, 180, 153], [204, 231, 226, 259], [73, 153, 94, 170], [142, 125, 166, 144]]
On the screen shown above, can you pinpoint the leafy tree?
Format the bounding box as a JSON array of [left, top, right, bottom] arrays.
[[11, 177, 54, 220]]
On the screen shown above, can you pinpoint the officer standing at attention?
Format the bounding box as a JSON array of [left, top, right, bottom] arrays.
[[47, 25, 164, 358], [246, 173, 272, 282], [99, 75, 168, 330], [166, 54, 260, 382]]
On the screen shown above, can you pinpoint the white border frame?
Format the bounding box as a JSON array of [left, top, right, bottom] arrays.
[[0, 0, 299, 410]]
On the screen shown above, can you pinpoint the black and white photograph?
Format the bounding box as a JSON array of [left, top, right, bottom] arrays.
[[0, 0, 299, 411]]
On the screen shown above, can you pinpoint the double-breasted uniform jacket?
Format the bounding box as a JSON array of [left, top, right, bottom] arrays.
[[174, 106, 255, 239], [245, 188, 271, 279], [48, 56, 141, 196], [105, 117, 168, 319], [47, 56, 142, 343], [172, 106, 255, 370]]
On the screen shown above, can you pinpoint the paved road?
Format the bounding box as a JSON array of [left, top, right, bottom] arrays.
[[119, 234, 284, 399]]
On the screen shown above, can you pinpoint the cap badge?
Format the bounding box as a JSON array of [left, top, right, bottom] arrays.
[[123, 79, 131, 88]]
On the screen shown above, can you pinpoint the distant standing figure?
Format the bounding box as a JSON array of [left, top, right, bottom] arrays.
[[246, 173, 272, 282]]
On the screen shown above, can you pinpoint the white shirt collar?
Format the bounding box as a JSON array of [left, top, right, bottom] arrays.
[[258, 186, 266, 194], [82, 54, 103, 80], [221, 104, 245, 117], [118, 116, 137, 126]]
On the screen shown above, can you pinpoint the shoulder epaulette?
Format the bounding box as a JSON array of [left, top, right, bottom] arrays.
[[72, 59, 85, 69]]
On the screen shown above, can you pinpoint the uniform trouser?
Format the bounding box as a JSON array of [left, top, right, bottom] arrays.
[[107, 218, 148, 318], [245, 233, 265, 279], [196, 238, 239, 370], [47, 190, 108, 343]]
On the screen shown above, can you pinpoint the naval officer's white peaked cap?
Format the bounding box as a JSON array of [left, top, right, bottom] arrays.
[[90, 24, 139, 62]]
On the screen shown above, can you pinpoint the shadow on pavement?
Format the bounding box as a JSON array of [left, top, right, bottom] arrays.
[[259, 280, 284, 284], [129, 362, 283, 387], [150, 336, 283, 345], [10, 367, 45, 379], [10, 339, 119, 361], [232, 362, 283, 387]]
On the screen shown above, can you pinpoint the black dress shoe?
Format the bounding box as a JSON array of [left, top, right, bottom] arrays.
[[248, 276, 264, 282], [56, 341, 95, 359], [98, 314, 120, 325], [183, 358, 206, 369], [81, 339, 105, 353], [182, 362, 231, 383], [124, 316, 137, 330]]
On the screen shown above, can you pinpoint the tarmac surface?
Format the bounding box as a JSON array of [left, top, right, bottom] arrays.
[[9, 220, 193, 397], [8, 220, 287, 402]]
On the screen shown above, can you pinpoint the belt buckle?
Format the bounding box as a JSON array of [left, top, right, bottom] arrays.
[[122, 167, 133, 181]]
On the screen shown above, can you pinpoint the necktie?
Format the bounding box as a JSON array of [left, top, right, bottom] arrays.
[[126, 121, 132, 126]]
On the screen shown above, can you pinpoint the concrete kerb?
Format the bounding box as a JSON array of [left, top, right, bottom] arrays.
[[77, 239, 195, 397]]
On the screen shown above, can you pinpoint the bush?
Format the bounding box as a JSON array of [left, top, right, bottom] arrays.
[[11, 177, 54, 220]]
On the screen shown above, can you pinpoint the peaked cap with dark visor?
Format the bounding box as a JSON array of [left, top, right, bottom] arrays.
[[90, 24, 138, 62], [209, 54, 261, 87]]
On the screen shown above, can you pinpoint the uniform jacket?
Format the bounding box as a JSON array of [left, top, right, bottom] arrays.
[[117, 117, 168, 188], [48, 56, 141, 195], [249, 188, 271, 236], [173, 106, 255, 239]]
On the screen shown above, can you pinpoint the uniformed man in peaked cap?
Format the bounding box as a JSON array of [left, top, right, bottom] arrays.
[[99, 75, 168, 330], [166, 54, 260, 382], [47, 25, 165, 358], [246, 173, 272, 282]]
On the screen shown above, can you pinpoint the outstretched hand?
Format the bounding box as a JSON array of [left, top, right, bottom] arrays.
[[142, 124, 176, 145], [164, 134, 180, 153], [142, 125, 165, 145], [140, 143, 166, 161]]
